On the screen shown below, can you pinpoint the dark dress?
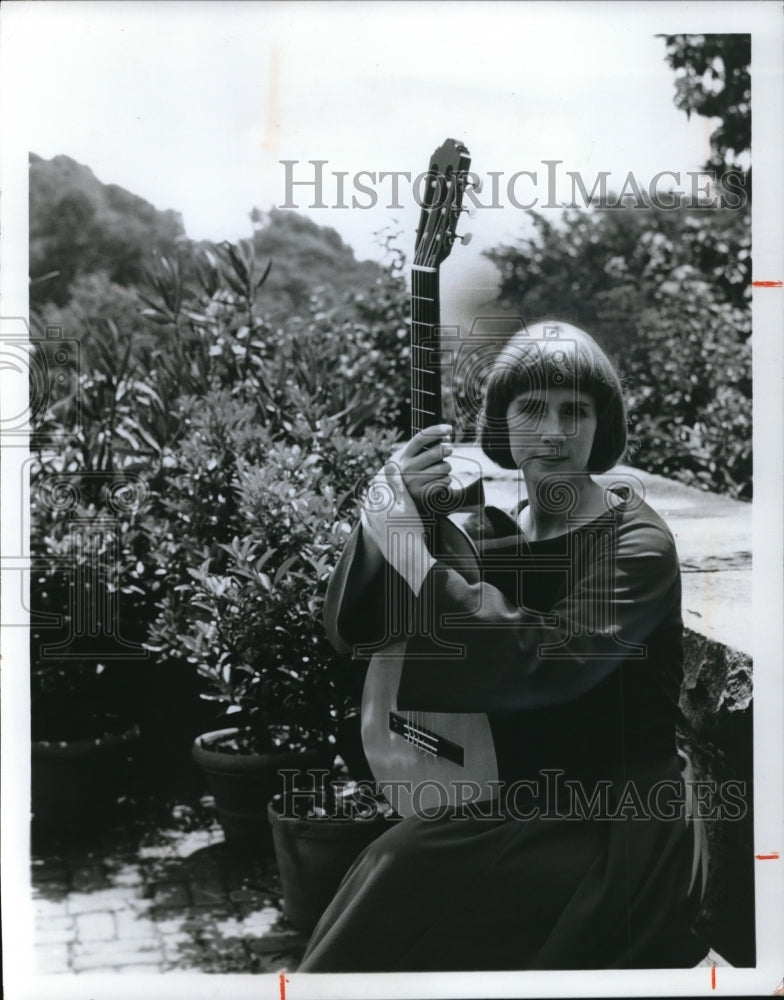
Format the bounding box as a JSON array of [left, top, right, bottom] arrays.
[[299, 489, 708, 971]]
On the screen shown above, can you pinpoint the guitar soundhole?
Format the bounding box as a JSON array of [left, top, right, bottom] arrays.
[[389, 712, 465, 767]]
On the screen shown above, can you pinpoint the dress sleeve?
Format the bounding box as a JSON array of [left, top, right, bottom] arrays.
[[323, 508, 496, 657], [396, 508, 682, 713], [322, 522, 393, 656]]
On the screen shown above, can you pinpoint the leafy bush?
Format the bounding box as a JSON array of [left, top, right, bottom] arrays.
[[170, 424, 397, 753], [29, 469, 151, 741], [134, 238, 408, 753], [29, 218, 410, 754], [624, 273, 751, 494]]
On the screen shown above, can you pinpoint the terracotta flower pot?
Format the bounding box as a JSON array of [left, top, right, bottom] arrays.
[[31, 725, 140, 829], [268, 792, 402, 933], [192, 727, 329, 854]]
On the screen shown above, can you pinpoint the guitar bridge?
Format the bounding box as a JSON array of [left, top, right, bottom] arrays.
[[389, 712, 465, 766]]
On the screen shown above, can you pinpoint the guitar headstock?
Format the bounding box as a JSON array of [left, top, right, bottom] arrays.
[[414, 139, 472, 269]]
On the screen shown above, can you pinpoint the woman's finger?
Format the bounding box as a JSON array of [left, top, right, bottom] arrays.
[[398, 424, 453, 460], [403, 461, 452, 480], [403, 441, 453, 473]]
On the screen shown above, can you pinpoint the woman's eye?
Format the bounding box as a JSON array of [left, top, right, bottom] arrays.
[[514, 401, 543, 418]]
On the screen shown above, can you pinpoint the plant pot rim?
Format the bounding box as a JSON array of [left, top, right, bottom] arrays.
[[192, 727, 331, 772], [32, 724, 141, 756], [268, 793, 402, 831]]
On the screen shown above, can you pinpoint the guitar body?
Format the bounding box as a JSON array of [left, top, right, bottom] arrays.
[[361, 652, 499, 818], [359, 138, 499, 819], [361, 510, 499, 818]]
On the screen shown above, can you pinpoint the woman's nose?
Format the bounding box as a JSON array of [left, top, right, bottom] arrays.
[[540, 413, 566, 440]]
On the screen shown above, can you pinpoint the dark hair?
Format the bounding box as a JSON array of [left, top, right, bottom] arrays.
[[477, 321, 627, 473]]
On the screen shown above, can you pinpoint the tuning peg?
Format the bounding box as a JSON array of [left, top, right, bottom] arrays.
[[467, 177, 483, 194], [454, 232, 473, 246], [459, 206, 477, 220]]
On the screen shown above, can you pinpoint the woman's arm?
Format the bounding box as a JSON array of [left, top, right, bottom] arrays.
[[323, 427, 449, 654], [397, 507, 682, 713]]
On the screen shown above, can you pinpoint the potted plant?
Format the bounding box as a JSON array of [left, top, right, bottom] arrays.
[[184, 531, 337, 853], [30, 661, 141, 829], [27, 299, 172, 830], [267, 762, 402, 934], [29, 483, 147, 830], [177, 434, 368, 853], [131, 235, 409, 858]]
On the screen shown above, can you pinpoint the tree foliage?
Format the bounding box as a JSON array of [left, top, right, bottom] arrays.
[[663, 34, 751, 190], [485, 204, 751, 499], [248, 208, 383, 319], [29, 154, 184, 307]]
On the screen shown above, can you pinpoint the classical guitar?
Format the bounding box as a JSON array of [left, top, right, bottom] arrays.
[[360, 139, 499, 817]]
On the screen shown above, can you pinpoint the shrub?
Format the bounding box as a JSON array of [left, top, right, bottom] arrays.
[[29, 227, 410, 757], [29, 468, 151, 741], [135, 239, 409, 753], [172, 424, 398, 754]]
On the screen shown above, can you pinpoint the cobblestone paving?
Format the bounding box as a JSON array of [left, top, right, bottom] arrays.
[[31, 797, 308, 975]]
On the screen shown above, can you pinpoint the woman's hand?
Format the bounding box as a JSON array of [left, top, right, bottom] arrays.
[[394, 424, 454, 512], [359, 425, 451, 595]]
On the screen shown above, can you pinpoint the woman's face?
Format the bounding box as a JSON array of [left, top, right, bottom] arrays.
[[505, 386, 598, 478]]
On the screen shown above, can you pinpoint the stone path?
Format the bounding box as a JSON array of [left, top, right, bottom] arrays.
[[31, 796, 307, 975]]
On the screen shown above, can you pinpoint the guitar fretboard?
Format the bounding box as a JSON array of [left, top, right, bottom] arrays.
[[411, 264, 442, 435]]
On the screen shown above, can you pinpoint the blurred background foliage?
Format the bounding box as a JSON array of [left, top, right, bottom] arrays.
[[28, 33, 751, 753], [663, 33, 750, 190], [485, 202, 750, 498]]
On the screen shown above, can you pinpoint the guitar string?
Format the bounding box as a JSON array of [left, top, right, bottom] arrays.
[[408, 175, 458, 755], [413, 229, 436, 750]]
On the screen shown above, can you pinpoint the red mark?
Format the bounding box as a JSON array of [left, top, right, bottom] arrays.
[[279, 973, 289, 1000], [755, 852, 780, 860], [752, 280, 783, 287], [711, 965, 717, 990]]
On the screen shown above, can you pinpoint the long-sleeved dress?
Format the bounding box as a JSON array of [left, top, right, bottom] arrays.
[[299, 488, 708, 971]]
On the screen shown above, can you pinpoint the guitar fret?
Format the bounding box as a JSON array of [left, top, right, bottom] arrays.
[[411, 191, 443, 436]]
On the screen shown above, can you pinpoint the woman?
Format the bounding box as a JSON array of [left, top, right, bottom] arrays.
[[300, 321, 708, 972]]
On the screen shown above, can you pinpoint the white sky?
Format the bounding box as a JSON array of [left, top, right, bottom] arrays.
[[6, 2, 715, 264], [4, 0, 751, 321]]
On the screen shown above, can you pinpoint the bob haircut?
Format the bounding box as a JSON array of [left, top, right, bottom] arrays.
[[477, 321, 627, 473]]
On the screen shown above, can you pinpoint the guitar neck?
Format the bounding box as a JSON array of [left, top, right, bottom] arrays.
[[410, 264, 443, 435]]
